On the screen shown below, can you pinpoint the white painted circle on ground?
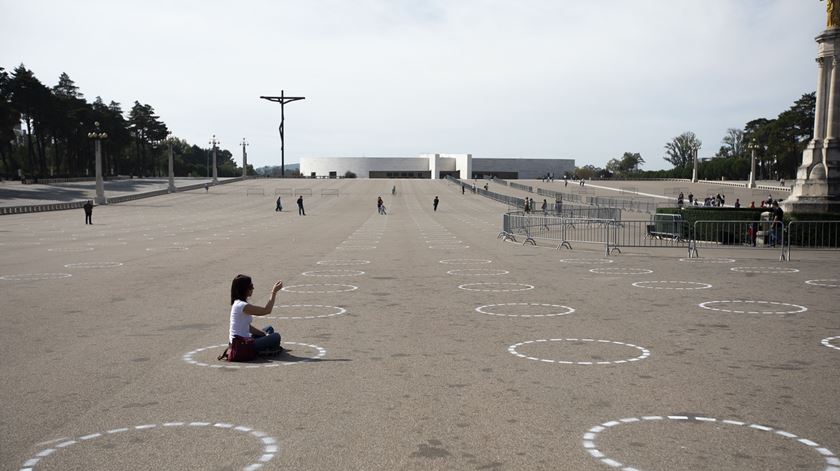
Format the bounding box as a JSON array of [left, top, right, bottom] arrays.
[[476, 303, 575, 318], [1, 273, 72, 281], [582, 415, 839, 471], [282, 284, 358, 293], [301, 269, 365, 277], [183, 341, 327, 368], [806, 279, 840, 288], [446, 269, 509, 276], [146, 246, 189, 251], [731, 266, 800, 274], [679, 257, 735, 263], [821, 336, 840, 351], [85, 241, 128, 246], [508, 338, 650, 365], [20, 421, 277, 471], [632, 281, 712, 290], [558, 258, 614, 265], [47, 247, 94, 252], [317, 259, 370, 266], [63, 262, 124, 269], [439, 259, 492, 265], [698, 300, 808, 314], [458, 283, 534, 292], [267, 304, 347, 320], [590, 267, 654, 275]]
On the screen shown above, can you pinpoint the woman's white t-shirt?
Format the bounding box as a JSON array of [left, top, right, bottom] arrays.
[[229, 299, 252, 341]]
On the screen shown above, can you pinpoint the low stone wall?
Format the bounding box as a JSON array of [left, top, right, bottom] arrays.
[[1, 177, 245, 216]]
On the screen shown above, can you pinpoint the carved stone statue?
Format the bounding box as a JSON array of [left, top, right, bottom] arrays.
[[826, 0, 840, 28]]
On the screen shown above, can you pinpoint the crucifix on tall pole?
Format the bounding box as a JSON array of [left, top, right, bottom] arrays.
[[260, 90, 305, 177]]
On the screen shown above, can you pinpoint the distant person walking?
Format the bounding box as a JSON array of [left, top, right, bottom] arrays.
[[377, 196, 386, 215], [204, 183, 209, 192], [392, 185, 396, 195], [461, 185, 465, 195], [83, 200, 93, 225], [541, 199, 548, 216], [297, 196, 305, 215], [433, 196, 439, 211], [275, 196, 283, 212]]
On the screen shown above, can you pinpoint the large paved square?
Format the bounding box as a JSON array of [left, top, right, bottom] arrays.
[[1, 179, 838, 470]]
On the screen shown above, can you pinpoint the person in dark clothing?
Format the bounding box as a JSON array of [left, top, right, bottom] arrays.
[[433, 196, 439, 211], [297, 196, 305, 215], [275, 196, 283, 212], [770, 201, 784, 246], [461, 185, 465, 195], [83, 200, 93, 225]]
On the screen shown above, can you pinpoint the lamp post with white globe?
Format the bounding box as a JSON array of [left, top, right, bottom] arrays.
[[209, 134, 219, 183], [241, 138, 249, 178], [88, 122, 108, 205], [167, 132, 176, 192]]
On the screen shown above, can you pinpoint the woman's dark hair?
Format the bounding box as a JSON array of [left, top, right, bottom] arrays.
[[231, 274, 253, 305]]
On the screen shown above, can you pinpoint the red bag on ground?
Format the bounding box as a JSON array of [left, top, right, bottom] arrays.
[[217, 335, 256, 362]]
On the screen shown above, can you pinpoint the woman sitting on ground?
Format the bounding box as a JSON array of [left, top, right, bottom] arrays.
[[229, 274, 283, 353]]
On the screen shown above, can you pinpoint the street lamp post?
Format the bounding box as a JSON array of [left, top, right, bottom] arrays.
[[209, 134, 219, 183], [88, 122, 108, 205], [691, 144, 700, 183], [241, 138, 249, 178], [748, 141, 758, 188], [167, 133, 176, 193]]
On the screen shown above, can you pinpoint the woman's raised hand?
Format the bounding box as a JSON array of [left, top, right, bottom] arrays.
[[272, 280, 283, 293]]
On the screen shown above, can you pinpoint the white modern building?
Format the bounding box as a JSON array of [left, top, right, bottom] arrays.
[[299, 154, 574, 179]]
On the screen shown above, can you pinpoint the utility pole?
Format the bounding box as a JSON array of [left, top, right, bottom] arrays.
[[260, 90, 305, 177]]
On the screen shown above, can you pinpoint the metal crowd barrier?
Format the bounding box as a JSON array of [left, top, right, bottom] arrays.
[[607, 220, 694, 256], [500, 211, 840, 261], [500, 212, 614, 254], [509, 182, 533, 192], [691, 219, 785, 261], [785, 220, 840, 260]]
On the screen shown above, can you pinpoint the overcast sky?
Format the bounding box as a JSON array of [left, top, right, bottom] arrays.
[[0, 1, 826, 170]]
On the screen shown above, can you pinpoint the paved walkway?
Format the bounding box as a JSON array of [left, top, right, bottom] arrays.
[[0, 177, 226, 207], [1, 179, 837, 470]]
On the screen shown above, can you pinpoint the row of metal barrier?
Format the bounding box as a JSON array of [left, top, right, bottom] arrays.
[[447, 176, 659, 217], [500, 212, 840, 261]]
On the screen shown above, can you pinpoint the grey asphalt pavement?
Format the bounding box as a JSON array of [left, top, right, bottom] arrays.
[[1, 179, 837, 470]]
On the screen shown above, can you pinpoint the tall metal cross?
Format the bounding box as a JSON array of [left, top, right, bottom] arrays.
[[260, 90, 305, 177]]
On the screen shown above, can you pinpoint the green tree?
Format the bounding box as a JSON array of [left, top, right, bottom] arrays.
[[664, 132, 701, 168], [717, 128, 745, 159], [128, 101, 168, 176], [0, 67, 21, 173], [8, 64, 52, 175]]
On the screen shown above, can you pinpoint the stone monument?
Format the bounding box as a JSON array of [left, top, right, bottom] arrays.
[[783, 0, 840, 213]]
